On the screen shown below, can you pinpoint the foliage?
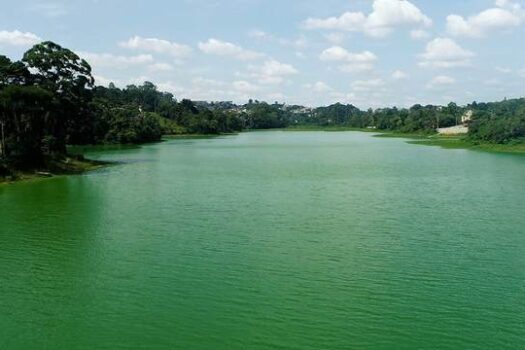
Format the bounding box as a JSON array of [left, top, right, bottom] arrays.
[[0, 42, 245, 168], [0, 85, 53, 164], [467, 99, 525, 144], [1, 40, 524, 171], [243, 102, 288, 129], [311, 103, 362, 126], [92, 85, 244, 136]]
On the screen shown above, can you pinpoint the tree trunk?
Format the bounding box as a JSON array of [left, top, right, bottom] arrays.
[[0, 118, 5, 159]]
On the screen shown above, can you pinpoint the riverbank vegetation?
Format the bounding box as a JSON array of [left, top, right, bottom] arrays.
[[0, 42, 246, 179], [407, 135, 525, 154], [2, 41, 525, 181]]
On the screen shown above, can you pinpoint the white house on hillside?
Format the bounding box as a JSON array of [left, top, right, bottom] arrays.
[[437, 110, 473, 135]]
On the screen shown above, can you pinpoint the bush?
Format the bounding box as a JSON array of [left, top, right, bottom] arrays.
[[0, 161, 12, 177]]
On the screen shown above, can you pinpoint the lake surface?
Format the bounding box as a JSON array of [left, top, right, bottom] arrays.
[[1, 131, 525, 349]]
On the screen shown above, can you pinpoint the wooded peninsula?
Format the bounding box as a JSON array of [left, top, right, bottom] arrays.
[[1, 41, 525, 181]]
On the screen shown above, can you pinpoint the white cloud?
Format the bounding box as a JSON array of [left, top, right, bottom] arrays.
[[410, 29, 430, 40], [233, 80, 259, 93], [484, 78, 502, 86], [427, 75, 456, 89], [314, 81, 332, 92], [306, 81, 333, 92], [328, 91, 358, 105], [192, 77, 227, 88], [120, 36, 192, 58], [324, 33, 346, 45], [158, 79, 244, 102], [304, 12, 366, 32], [248, 30, 308, 49], [238, 60, 298, 85], [198, 38, 263, 60], [446, 0, 524, 38], [93, 75, 120, 87], [249, 59, 298, 84], [352, 78, 386, 92], [303, 0, 432, 38], [78, 52, 154, 69], [495, 66, 512, 74], [248, 30, 271, 40], [0, 30, 41, 47], [295, 51, 306, 59], [419, 38, 474, 68], [156, 76, 291, 104], [292, 36, 308, 50], [261, 59, 298, 76], [266, 92, 286, 102], [148, 63, 174, 72], [392, 70, 408, 80], [339, 64, 374, 74], [156, 82, 183, 95], [320, 46, 377, 72]]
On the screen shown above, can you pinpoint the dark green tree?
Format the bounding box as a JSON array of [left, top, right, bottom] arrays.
[[23, 41, 95, 149]]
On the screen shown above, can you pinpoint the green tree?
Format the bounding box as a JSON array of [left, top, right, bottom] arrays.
[[23, 41, 95, 150], [0, 85, 53, 163]]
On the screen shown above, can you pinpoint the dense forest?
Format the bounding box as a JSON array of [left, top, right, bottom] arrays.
[[0, 42, 248, 169], [1, 41, 525, 175], [282, 100, 525, 144]]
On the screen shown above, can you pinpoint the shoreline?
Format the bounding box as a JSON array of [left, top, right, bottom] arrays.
[[0, 135, 222, 185], [3, 128, 524, 185], [375, 132, 525, 155], [0, 157, 111, 186], [281, 125, 379, 132], [283, 126, 525, 155]]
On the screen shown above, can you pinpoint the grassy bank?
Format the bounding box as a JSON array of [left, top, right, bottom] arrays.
[[2, 134, 233, 185], [284, 126, 525, 154], [0, 156, 110, 185], [409, 138, 525, 154], [373, 131, 434, 139], [377, 132, 525, 154]]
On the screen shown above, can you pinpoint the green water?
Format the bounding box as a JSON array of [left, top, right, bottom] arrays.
[[1, 131, 525, 349]]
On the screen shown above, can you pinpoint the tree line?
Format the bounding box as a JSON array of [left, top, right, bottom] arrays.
[[0, 42, 248, 169], [244, 99, 525, 145], [299, 100, 525, 144], [1, 41, 524, 172]]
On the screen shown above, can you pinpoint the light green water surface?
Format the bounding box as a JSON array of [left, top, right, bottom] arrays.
[[1, 131, 524, 349]]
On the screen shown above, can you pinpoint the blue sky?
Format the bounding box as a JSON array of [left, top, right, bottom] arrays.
[[1, 0, 525, 108]]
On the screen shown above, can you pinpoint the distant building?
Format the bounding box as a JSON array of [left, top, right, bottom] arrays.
[[437, 109, 473, 135], [461, 110, 473, 124]]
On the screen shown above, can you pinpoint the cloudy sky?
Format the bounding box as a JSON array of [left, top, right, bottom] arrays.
[[1, 0, 525, 108]]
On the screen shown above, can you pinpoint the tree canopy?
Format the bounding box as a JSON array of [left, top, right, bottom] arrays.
[[1, 41, 524, 171]]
